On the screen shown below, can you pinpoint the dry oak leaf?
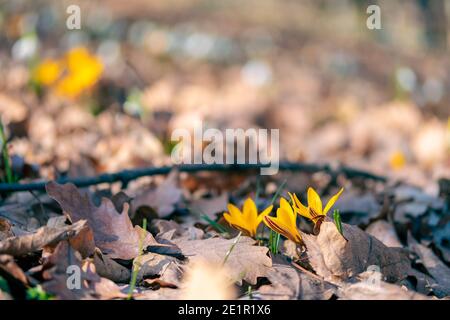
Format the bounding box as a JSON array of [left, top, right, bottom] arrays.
[[136, 252, 183, 288], [0, 220, 87, 256], [93, 249, 131, 283], [131, 170, 183, 218], [303, 220, 410, 283], [257, 255, 336, 300], [46, 182, 158, 260], [42, 241, 126, 300], [174, 236, 272, 285]]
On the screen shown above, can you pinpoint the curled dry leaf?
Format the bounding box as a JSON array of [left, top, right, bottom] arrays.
[[303, 220, 411, 283], [131, 170, 183, 218], [0, 254, 28, 286], [408, 234, 450, 297], [46, 182, 159, 260], [136, 252, 183, 288], [257, 255, 336, 300], [0, 220, 87, 256], [174, 236, 272, 285], [93, 249, 131, 283]]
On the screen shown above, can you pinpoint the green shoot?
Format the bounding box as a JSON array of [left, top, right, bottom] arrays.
[[333, 209, 344, 237], [127, 218, 147, 300], [26, 285, 54, 300], [269, 229, 280, 254], [0, 276, 10, 293], [0, 121, 14, 183], [188, 206, 228, 234], [222, 231, 242, 266], [267, 179, 286, 254], [247, 285, 253, 300]]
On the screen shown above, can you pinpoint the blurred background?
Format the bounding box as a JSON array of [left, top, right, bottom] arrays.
[[0, 0, 449, 193]]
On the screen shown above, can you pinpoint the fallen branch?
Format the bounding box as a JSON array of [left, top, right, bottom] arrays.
[[0, 162, 386, 193]]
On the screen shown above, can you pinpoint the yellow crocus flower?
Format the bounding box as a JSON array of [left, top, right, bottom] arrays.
[[223, 198, 273, 238], [55, 47, 103, 98], [263, 197, 303, 245], [289, 187, 344, 225], [33, 59, 62, 86]]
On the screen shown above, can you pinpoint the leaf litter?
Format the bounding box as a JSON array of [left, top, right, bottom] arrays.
[[0, 1, 449, 301], [0, 172, 448, 300]]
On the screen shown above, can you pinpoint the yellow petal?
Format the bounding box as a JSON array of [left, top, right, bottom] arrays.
[[264, 215, 302, 244], [227, 203, 242, 218], [307, 187, 323, 215], [288, 192, 310, 219], [223, 213, 236, 226], [224, 212, 253, 236], [242, 198, 258, 226], [278, 197, 296, 226], [256, 204, 273, 225], [323, 188, 344, 215]]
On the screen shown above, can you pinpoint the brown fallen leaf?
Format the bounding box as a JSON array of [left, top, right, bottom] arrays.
[[0, 220, 87, 256], [41, 240, 92, 300], [174, 236, 271, 285], [93, 249, 131, 283], [131, 170, 183, 218], [45, 215, 96, 259], [366, 220, 402, 248], [136, 252, 183, 288], [257, 255, 336, 300], [338, 269, 430, 300], [408, 234, 450, 297], [151, 219, 204, 241], [0, 218, 14, 241], [42, 241, 126, 300], [303, 220, 411, 283], [0, 255, 28, 285], [82, 260, 128, 300], [46, 182, 158, 260]]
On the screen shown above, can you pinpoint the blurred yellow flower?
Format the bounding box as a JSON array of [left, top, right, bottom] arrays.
[[33, 47, 103, 98], [263, 197, 303, 245], [289, 187, 344, 226], [55, 47, 103, 98], [33, 59, 61, 86], [223, 198, 273, 237], [389, 150, 406, 170]]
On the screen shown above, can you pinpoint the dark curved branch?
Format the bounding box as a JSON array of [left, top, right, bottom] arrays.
[[0, 162, 386, 193]]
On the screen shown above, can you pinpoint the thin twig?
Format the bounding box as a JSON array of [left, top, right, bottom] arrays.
[[0, 162, 386, 193]]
